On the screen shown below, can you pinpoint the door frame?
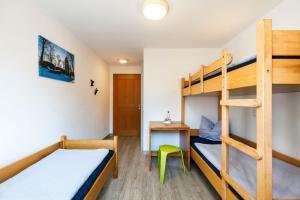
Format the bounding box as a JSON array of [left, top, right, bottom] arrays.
[[113, 73, 141, 136]]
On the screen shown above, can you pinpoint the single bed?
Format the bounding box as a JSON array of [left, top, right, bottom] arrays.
[[191, 136, 300, 199], [0, 136, 118, 200]]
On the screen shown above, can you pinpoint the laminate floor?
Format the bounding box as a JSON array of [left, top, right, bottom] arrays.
[[98, 137, 219, 200]]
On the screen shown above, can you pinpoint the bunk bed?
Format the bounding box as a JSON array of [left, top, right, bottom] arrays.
[[181, 19, 300, 200], [0, 135, 118, 200]]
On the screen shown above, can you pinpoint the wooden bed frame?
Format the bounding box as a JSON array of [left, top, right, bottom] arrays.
[[190, 130, 300, 200], [182, 19, 300, 200], [181, 30, 300, 97], [0, 135, 118, 200]]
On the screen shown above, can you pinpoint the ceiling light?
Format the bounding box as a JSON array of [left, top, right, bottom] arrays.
[[143, 0, 169, 20], [119, 59, 128, 64]]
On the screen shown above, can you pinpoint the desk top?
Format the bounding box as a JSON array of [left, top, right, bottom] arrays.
[[149, 121, 190, 131]]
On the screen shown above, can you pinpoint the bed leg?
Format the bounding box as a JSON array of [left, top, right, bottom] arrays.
[[113, 136, 118, 178], [60, 135, 67, 149], [113, 160, 118, 178]]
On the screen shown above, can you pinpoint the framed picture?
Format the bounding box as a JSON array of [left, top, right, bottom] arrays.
[[38, 35, 75, 82]]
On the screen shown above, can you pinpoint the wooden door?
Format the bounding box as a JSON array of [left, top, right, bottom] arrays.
[[113, 74, 141, 136]]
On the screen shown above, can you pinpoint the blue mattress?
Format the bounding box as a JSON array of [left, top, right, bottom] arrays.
[[191, 136, 242, 199], [185, 55, 300, 88], [72, 150, 114, 200]]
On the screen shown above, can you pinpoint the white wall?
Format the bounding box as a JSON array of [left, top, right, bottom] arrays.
[[224, 0, 300, 159], [143, 48, 220, 151], [109, 66, 142, 133], [0, 1, 110, 167]]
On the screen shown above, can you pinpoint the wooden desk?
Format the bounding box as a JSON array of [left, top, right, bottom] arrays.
[[148, 121, 190, 171]]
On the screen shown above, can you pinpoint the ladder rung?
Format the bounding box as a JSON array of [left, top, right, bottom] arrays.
[[221, 171, 255, 200], [221, 136, 262, 160], [220, 99, 261, 108]]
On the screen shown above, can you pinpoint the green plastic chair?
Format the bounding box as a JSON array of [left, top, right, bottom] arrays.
[[158, 145, 186, 184]]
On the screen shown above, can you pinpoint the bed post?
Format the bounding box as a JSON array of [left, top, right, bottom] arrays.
[[221, 49, 230, 200], [200, 65, 205, 93], [188, 73, 192, 95], [113, 136, 118, 178], [218, 94, 222, 120], [256, 19, 273, 200], [61, 135, 67, 149], [181, 78, 185, 122]]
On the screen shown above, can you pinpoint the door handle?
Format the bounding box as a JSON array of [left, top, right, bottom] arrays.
[[138, 105, 141, 110]]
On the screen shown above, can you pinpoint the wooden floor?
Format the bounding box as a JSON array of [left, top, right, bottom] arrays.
[[98, 137, 219, 200]]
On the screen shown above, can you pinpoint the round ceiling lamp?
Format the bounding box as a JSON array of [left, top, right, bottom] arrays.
[[143, 0, 169, 20], [118, 58, 128, 64]]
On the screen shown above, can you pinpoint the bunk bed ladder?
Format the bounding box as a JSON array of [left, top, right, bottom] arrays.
[[220, 20, 273, 200]]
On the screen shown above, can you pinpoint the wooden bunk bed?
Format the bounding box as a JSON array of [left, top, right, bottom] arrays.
[[0, 135, 118, 200], [181, 19, 300, 200]]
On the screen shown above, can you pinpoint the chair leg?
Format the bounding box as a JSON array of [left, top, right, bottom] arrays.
[[180, 150, 186, 175], [158, 149, 161, 168], [160, 152, 168, 184]]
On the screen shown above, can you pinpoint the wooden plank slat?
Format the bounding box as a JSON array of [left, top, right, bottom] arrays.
[[64, 139, 114, 150], [230, 133, 300, 168], [204, 53, 233, 76], [273, 59, 300, 84], [273, 30, 300, 56], [220, 99, 261, 108], [190, 83, 202, 95], [191, 71, 201, 81], [221, 171, 255, 200], [227, 62, 257, 89], [204, 57, 223, 75], [204, 76, 222, 93], [221, 136, 262, 160], [194, 130, 300, 167]]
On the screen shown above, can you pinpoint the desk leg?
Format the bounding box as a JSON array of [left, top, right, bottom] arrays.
[[149, 128, 152, 171], [187, 129, 190, 171], [179, 129, 190, 171]]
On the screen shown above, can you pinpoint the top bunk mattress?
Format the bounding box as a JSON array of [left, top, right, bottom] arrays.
[[0, 148, 113, 200], [192, 141, 300, 198], [184, 55, 300, 88]]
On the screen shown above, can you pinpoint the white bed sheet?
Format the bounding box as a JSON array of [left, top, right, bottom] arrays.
[[194, 143, 300, 198], [0, 149, 109, 200]]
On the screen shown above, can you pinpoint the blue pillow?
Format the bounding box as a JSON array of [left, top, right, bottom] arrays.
[[200, 116, 214, 130], [199, 116, 221, 141], [212, 121, 221, 132]]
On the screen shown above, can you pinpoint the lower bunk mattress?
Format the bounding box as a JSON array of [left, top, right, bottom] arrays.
[[191, 136, 300, 199], [0, 149, 114, 200]]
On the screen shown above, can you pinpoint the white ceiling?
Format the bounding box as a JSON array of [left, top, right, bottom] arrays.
[[34, 0, 282, 66]]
